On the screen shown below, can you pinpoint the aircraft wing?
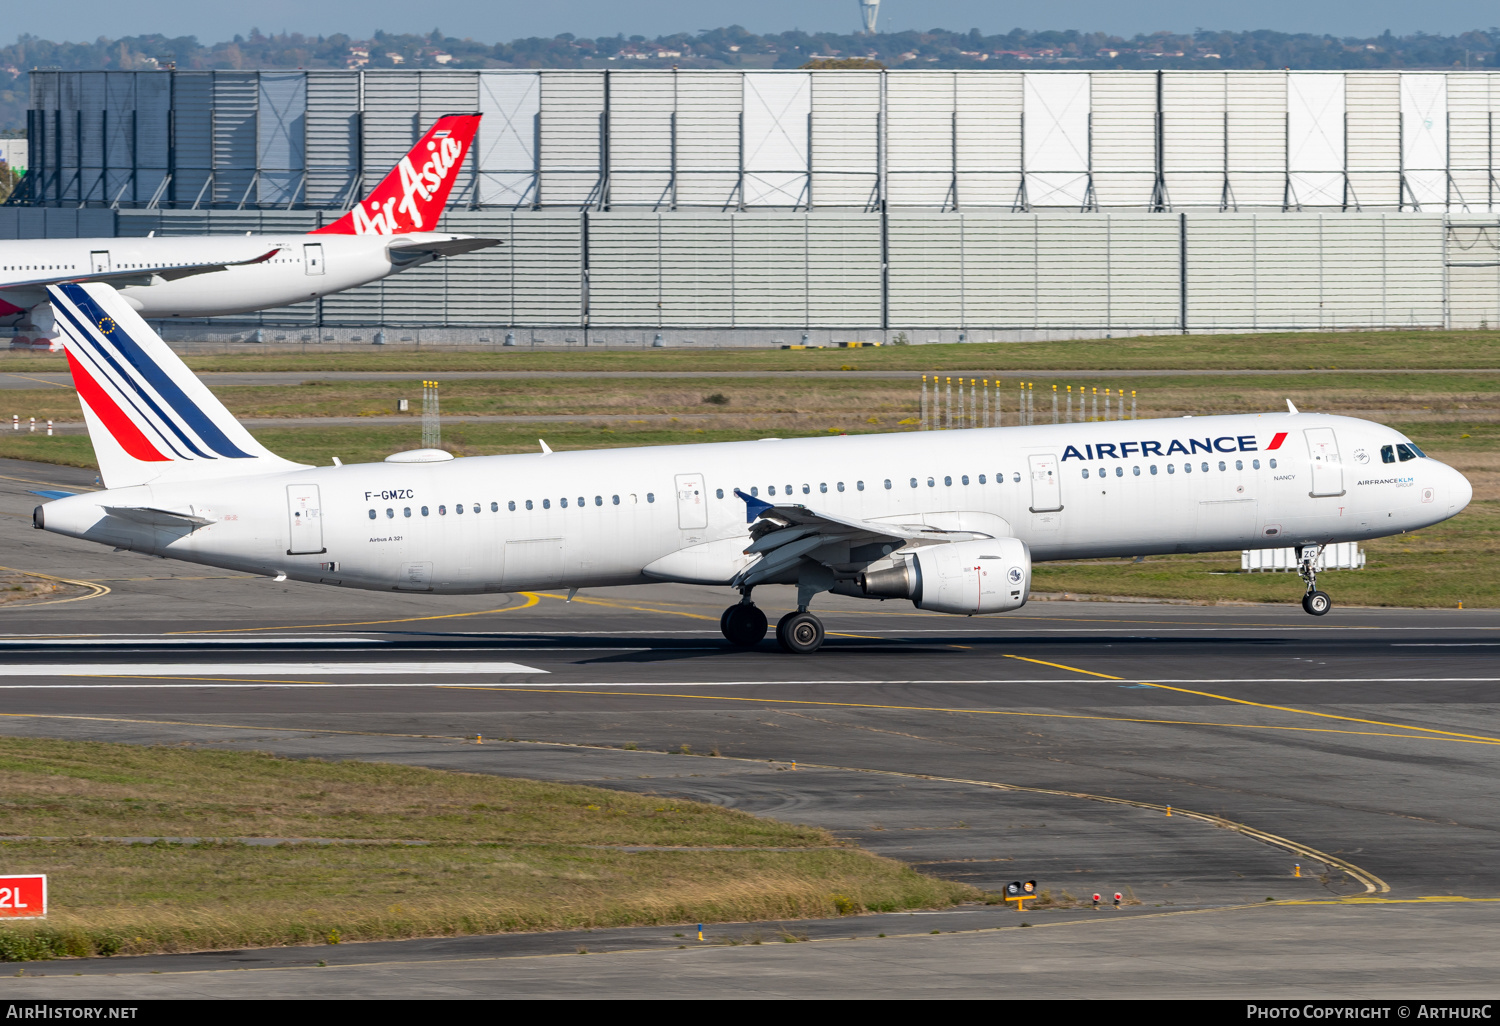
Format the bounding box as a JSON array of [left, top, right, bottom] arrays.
[[0, 249, 282, 292], [729, 490, 992, 589], [387, 236, 503, 259]]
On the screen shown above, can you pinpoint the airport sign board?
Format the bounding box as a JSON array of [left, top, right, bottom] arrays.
[[0, 874, 46, 918]]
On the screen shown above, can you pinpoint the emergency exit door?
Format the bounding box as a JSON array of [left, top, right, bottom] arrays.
[[1027, 454, 1062, 512], [1304, 428, 1345, 497], [303, 243, 324, 275], [674, 473, 708, 530], [286, 484, 326, 554], [90, 251, 111, 273]]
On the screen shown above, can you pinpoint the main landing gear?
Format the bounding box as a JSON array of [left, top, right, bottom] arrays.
[[1297, 544, 1333, 617], [719, 590, 826, 653]]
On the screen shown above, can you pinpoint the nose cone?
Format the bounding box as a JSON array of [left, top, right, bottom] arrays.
[[1449, 464, 1474, 515]]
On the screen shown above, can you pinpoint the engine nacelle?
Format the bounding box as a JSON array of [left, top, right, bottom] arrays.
[[857, 538, 1031, 615]]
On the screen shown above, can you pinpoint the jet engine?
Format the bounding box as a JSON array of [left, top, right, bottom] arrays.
[[856, 537, 1031, 615]]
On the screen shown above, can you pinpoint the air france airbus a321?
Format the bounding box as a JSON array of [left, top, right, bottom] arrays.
[[33, 282, 1473, 652], [2, 114, 494, 348]]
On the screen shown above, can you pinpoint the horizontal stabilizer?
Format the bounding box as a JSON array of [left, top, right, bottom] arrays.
[[387, 237, 503, 259]]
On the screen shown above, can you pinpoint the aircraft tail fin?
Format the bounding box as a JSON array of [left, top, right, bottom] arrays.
[[48, 282, 307, 489], [311, 113, 481, 237]]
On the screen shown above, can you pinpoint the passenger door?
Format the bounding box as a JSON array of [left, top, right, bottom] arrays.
[[675, 473, 708, 531], [303, 243, 324, 275], [1305, 428, 1345, 497], [90, 250, 111, 274], [1027, 454, 1062, 513], [285, 484, 325, 555]]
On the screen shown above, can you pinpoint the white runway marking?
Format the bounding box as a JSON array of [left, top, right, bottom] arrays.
[[0, 662, 546, 677], [0, 676, 1490, 691]]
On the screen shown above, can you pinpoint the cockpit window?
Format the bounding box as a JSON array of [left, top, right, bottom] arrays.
[[1407, 442, 1426, 458], [1381, 445, 1395, 464], [1396, 443, 1418, 462]]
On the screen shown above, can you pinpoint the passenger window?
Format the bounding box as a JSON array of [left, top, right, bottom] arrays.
[[456, 504, 464, 514], [1115, 467, 1124, 478], [508, 501, 516, 511], [1218, 461, 1227, 472], [910, 478, 918, 488], [543, 499, 551, 509], [1396, 444, 1417, 462], [927, 477, 936, 487], [768, 486, 776, 496], [819, 483, 827, 493], [1082, 468, 1090, 479], [1132, 466, 1140, 477], [439, 505, 447, 515], [803, 484, 811, 494], [1097, 467, 1105, 478], [367, 509, 376, 519], [1235, 460, 1243, 471], [387, 508, 395, 518], [404, 507, 412, 517], [1269, 459, 1278, 469], [750, 486, 759, 497], [560, 498, 567, 508], [597, 496, 605, 505], [612, 495, 620, 505], [1167, 464, 1175, 474], [577, 497, 585, 508], [647, 493, 655, 503], [979, 474, 987, 484], [1012, 472, 1020, 483], [961, 475, 969, 485], [1184, 463, 1192, 474], [490, 502, 498, 512], [837, 482, 845, 492], [1149, 465, 1157, 475], [525, 500, 533, 510], [1201, 463, 1210, 473], [1380, 445, 1395, 464], [715, 489, 723, 499], [422, 506, 430, 516], [1252, 460, 1260, 470], [944, 476, 952, 486], [785, 484, 792, 494], [857, 481, 865, 491]]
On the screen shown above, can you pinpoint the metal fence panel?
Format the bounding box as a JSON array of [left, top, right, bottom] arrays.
[[1226, 72, 1287, 207], [1090, 72, 1156, 209], [257, 72, 306, 207], [607, 72, 675, 208], [171, 73, 214, 208], [304, 71, 361, 210], [361, 71, 423, 185], [1447, 73, 1491, 211], [887, 214, 963, 324], [539, 72, 604, 208], [887, 73, 955, 209], [1402, 74, 1448, 209], [673, 71, 741, 208], [1163, 72, 1227, 208], [1023, 73, 1090, 208], [731, 213, 808, 324], [477, 72, 539, 208], [807, 213, 882, 324], [1346, 72, 1401, 208], [211, 73, 259, 207], [1287, 73, 1345, 208], [103, 73, 135, 206], [742, 73, 810, 208], [135, 72, 172, 206], [809, 71, 880, 209], [955, 72, 1022, 208]]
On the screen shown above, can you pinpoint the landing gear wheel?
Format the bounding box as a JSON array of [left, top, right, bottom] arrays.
[[776, 611, 825, 654], [1301, 590, 1332, 616], [722, 604, 768, 648]]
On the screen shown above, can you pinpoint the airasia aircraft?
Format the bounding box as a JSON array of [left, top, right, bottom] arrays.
[[32, 280, 1472, 650], [2, 114, 495, 349]]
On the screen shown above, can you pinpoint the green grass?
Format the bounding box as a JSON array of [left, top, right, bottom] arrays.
[[5, 328, 1500, 373], [0, 738, 976, 960]]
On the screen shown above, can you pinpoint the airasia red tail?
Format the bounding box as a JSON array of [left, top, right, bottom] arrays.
[[311, 113, 481, 236]]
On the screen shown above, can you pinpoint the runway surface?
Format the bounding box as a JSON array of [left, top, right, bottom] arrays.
[[2, 456, 1498, 998]]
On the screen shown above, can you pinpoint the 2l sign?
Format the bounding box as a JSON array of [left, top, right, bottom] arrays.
[[0, 875, 46, 918]]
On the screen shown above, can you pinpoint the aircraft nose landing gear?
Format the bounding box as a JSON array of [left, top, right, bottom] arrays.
[[1297, 544, 1333, 617]]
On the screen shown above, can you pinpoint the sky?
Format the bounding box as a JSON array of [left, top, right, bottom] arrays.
[[8, 1, 1500, 45]]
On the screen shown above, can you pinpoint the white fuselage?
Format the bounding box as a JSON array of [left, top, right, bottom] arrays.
[[37, 412, 1472, 599], [0, 234, 428, 318]]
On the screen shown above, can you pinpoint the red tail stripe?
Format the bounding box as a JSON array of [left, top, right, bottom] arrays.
[[65, 349, 171, 462], [1266, 432, 1288, 451]]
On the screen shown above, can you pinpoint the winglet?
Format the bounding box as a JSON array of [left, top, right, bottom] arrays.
[[1286, 399, 1299, 415], [733, 488, 774, 524], [539, 439, 553, 455]]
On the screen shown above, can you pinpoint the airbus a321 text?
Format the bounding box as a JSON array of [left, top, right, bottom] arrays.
[[34, 283, 1473, 650], [2, 114, 495, 348]]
